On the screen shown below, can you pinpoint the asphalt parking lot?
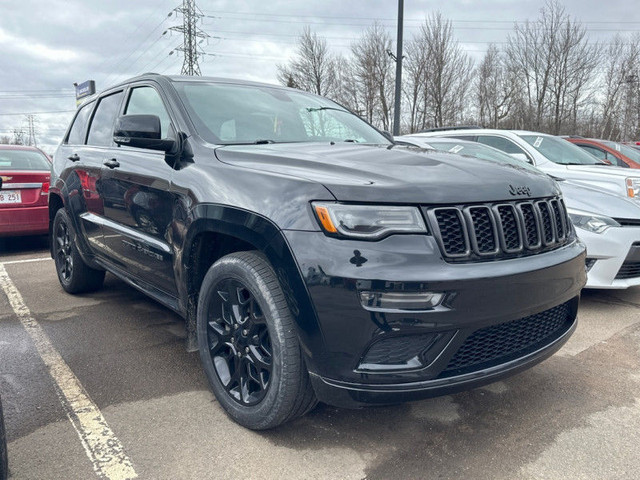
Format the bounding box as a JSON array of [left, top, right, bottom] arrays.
[[1, 236, 639, 480]]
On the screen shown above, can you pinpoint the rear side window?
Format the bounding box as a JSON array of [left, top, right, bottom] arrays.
[[477, 135, 528, 156], [0, 150, 50, 170], [124, 87, 172, 138], [578, 144, 607, 161], [87, 91, 124, 147], [451, 135, 476, 141], [66, 103, 93, 145], [578, 144, 622, 166]]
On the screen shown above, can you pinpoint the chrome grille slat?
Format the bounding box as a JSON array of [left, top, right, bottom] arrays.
[[425, 197, 570, 262]]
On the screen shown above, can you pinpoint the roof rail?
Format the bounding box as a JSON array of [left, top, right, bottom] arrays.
[[419, 125, 481, 133]]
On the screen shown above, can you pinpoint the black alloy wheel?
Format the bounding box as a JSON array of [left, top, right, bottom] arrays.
[[52, 209, 105, 294], [55, 219, 73, 282], [206, 279, 273, 406], [197, 251, 317, 430]]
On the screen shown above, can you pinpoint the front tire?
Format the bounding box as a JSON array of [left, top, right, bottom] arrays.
[[197, 251, 316, 430], [52, 208, 105, 294]]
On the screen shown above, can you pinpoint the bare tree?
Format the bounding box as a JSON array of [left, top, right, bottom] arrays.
[[277, 27, 338, 97], [548, 8, 601, 134], [505, 1, 600, 134], [12, 129, 25, 145], [331, 55, 362, 114], [475, 44, 518, 128], [349, 23, 395, 131], [405, 12, 474, 130], [403, 33, 428, 132], [597, 35, 640, 140]]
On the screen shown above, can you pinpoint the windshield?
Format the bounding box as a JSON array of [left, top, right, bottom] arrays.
[[520, 135, 607, 165], [601, 141, 640, 165], [424, 140, 540, 172], [173, 82, 389, 145], [0, 149, 50, 170]]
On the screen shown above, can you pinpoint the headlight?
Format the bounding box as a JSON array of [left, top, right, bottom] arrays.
[[312, 202, 427, 239], [626, 178, 640, 199], [567, 208, 620, 234]]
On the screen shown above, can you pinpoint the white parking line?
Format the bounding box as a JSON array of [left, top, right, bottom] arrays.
[[0, 264, 137, 480], [1, 257, 52, 265]]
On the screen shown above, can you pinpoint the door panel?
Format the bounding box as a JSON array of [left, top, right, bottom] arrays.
[[99, 149, 177, 295]]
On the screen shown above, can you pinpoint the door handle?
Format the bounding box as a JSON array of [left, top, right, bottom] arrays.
[[68, 153, 80, 162], [103, 158, 120, 169]]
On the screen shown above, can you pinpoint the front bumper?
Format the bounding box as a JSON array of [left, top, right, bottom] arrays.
[[283, 231, 586, 408], [577, 226, 640, 289]]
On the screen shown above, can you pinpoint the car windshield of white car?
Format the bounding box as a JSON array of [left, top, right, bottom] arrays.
[[520, 135, 608, 166]]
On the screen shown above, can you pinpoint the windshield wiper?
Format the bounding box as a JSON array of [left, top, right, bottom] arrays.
[[253, 139, 276, 144], [306, 106, 350, 114]]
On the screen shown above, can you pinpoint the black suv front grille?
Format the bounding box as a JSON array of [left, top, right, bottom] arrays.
[[439, 301, 572, 378], [425, 197, 570, 262]]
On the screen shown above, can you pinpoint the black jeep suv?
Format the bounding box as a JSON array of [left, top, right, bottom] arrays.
[[50, 74, 586, 429]]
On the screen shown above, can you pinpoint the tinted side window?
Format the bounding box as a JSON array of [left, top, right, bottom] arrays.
[[125, 87, 172, 138], [66, 103, 93, 145], [477, 135, 527, 155], [87, 92, 124, 147], [610, 154, 629, 167], [578, 144, 607, 161]]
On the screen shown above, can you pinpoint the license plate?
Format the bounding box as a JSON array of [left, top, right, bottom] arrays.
[[0, 190, 21, 204]]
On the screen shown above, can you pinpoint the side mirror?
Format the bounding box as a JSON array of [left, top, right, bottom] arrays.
[[509, 153, 533, 164], [114, 115, 176, 153]]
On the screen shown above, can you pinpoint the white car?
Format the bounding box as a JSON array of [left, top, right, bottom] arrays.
[[397, 135, 640, 289], [409, 129, 640, 203]]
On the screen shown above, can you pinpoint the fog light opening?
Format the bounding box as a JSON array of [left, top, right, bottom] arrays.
[[359, 291, 444, 312]]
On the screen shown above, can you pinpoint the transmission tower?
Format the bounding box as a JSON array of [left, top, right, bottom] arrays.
[[170, 0, 209, 75], [26, 114, 37, 147]]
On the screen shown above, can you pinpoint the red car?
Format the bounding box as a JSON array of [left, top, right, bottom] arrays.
[[0, 145, 51, 237], [565, 137, 640, 169]]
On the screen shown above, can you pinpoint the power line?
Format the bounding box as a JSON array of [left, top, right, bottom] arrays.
[[100, 12, 174, 88], [207, 14, 640, 32], [0, 110, 75, 116], [0, 94, 75, 99], [203, 10, 640, 25]]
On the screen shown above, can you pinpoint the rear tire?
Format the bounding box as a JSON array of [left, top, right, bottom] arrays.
[[52, 208, 105, 294], [197, 251, 316, 430]]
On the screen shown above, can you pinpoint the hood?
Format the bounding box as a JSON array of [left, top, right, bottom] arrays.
[[214, 143, 560, 204], [560, 181, 640, 219]]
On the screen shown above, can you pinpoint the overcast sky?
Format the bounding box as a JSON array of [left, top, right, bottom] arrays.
[[1, 0, 639, 152]]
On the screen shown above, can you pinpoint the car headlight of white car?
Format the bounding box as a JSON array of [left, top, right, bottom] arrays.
[[626, 178, 640, 199], [567, 208, 620, 234]]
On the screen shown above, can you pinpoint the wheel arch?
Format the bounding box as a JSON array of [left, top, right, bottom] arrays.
[[179, 204, 324, 371]]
